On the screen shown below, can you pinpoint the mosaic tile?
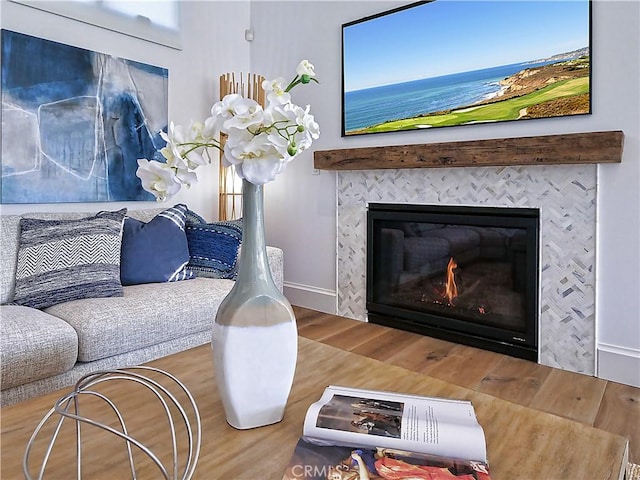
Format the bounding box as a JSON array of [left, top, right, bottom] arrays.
[[337, 165, 597, 375]]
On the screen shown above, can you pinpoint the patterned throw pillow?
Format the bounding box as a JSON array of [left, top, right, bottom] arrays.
[[185, 210, 242, 279], [120, 204, 195, 286], [13, 209, 128, 309]]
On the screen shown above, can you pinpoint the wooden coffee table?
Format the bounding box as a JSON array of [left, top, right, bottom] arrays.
[[1, 338, 628, 479]]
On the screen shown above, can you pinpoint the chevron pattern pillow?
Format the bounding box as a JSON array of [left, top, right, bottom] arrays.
[[13, 209, 128, 309]]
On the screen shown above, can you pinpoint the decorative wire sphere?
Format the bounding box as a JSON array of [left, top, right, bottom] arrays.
[[23, 366, 201, 480]]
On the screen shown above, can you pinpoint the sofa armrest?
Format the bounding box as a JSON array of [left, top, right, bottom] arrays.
[[266, 246, 284, 293]]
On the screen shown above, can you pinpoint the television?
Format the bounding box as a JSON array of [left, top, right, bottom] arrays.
[[341, 0, 592, 137]]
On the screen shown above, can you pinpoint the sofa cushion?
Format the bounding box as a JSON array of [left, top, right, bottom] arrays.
[[0, 305, 78, 389], [12, 209, 127, 309], [120, 204, 194, 285], [185, 210, 242, 279], [44, 277, 234, 362]]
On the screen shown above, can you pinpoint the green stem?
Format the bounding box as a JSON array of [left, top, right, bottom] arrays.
[[285, 75, 300, 92], [248, 120, 297, 142], [178, 141, 223, 159], [285, 75, 319, 92]]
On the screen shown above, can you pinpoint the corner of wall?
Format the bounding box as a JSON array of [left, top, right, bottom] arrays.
[[597, 343, 640, 387]]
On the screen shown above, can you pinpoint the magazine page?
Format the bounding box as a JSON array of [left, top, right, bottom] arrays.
[[282, 436, 492, 480], [302, 385, 487, 462]]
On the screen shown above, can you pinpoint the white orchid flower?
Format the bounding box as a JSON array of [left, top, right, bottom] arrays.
[[211, 94, 241, 120], [233, 154, 284, 186], [136, 59, 320, 199], [184, 148, 208, 169], [219, 97, 264, 134], [224, 125, 257, 163], [296, 60, 315, 78], [160, 123, 191, 168], [266, 128, 294, 160], [263, 77, 291, 106], [291, 104, 320, 150], [262, 102, 299, 157], [179, 121, 211, 168], [212, 94, 262, 129], [162, 120, 219, 170], [225, 132, 286, 185], [187, 121, 208, 143], [158, 141, 184, 170], [202, 115, 221, 140], [283, 60, 318, 92], [175, 165, 199, 188], [222, 127, 254, 169], [263, 102, 296, 133], [136, 159, 182, 202]]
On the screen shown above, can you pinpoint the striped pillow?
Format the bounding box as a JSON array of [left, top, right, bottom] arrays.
[[13, 209, 127, 309], [185, 210, 242, 279]]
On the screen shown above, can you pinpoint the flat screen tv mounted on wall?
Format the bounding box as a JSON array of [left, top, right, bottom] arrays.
[[341, 0, 592, 137]]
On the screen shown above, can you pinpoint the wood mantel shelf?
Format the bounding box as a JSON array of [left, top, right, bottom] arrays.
[[313, 130, 624, 170]]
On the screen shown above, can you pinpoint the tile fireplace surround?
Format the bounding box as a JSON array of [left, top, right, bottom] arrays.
[[336, 165, 597, 375]]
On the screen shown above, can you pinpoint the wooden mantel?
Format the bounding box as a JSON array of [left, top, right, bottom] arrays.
[[313, 131, 624, 170]]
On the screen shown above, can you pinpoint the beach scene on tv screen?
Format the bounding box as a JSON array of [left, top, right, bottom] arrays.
[[342, 0, 591, 135]]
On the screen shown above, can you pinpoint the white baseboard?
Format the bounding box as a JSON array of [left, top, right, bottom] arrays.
[[284, 282, 337, 314], [597, 342, 640, 387]]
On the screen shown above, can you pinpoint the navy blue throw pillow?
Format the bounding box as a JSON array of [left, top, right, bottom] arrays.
[[120, 204, 195, 286], [185, 210, 242, 279]]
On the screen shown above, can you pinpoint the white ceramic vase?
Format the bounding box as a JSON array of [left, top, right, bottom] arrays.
[[212, 180, 298, 429]]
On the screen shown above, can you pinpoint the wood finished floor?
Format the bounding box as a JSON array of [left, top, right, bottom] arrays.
[[293, 306, 640, 464]]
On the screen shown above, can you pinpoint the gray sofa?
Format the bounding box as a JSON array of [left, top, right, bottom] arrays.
[[0, 208, 283, 407]]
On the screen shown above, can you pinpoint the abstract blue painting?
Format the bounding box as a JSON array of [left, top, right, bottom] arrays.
[[1, 30, 168, 203]]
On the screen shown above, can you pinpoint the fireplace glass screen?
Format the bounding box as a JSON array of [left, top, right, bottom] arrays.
[[367, 204, 539, 360]]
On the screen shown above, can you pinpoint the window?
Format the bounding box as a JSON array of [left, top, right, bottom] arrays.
[[10, 0, 182, 49]]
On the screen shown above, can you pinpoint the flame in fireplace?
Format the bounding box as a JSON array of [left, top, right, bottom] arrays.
[[445, 257, 458, 305]]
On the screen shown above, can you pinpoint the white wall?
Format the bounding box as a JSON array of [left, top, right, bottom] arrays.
[[0, 0, 252, 220], [590, 1, 640, 387], [249, 1, 640, 387]]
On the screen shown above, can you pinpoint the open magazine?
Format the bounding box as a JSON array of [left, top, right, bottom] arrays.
[[282, 385, 492, 480]]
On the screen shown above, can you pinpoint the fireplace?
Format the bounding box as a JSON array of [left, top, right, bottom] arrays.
[[366, 203, 539, 360]]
